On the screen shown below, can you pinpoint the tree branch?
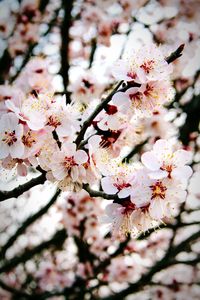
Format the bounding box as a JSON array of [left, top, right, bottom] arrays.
[[0, 189, 60, 258], [0, 229, 67, 274], [60, 0, 74, 100], [0, 173, 46, 202]]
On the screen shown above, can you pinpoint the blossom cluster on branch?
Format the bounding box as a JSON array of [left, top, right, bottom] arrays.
[[0, 0, 200, 299], [0, 40, 192, 237]]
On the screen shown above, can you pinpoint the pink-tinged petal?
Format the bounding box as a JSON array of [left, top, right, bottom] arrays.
[[112, 92, 129, 107], [71, 166, 79, 181], [148, 170, 168, 179], [74, 150, 88, 165], [27, 112, 46, 130], [172, 166, 193, 181], [98, 119, 109, 131], [7, 112, 19, 128], [137, 68, 147, 83], [101, 177, 118, 195], [16, 124, 23, 138], [105, 203, 123, 217], [149, 199, 165, 220], [172, 149, 193, 166], [126, 87, 140, 96], [52, 167, 66, 181], [118, 187, 131, 198], [111, 60, 128, 81], [153, 139, 171, 154], [0, 143, 9, 159], [141, 151, 161, 171], [5, 100, 20, 115], [10, 142, 24, 158], [62, 142, 76, 156], [88, 135, 101, 150], [131, 188, 151, 208], [17, 164, 27, 176], [167, 188, 187, 203]]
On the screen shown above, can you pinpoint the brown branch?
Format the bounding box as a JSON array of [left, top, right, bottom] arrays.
[[165, 44, 185, 64], [75, 80, 123, 147], [60, 0, 74, 100], [0, 173, 46, 202], [0, 189, 60, 258], [0, 229, 67, 274]]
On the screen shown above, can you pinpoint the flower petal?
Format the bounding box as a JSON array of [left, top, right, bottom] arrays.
[[141, 151, 161, 171]]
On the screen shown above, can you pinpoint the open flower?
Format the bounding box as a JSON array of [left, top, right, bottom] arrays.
[[112, 44, 172, 83], [0, 112, 24, 159], [112, 80, 174, 116], [103, 202, 137, 236], [130, 169, 187, 221], [141, 139, 193, 182], [101, 164, 135, 198], [50, 142, 88, 191]]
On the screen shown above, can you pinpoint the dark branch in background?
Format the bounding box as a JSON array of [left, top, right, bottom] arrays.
[[0, 173, 46, 202], [10, 3, 59, 83], [122, 139, 148, 163], [0, 229, 67, 274], [99, 228, 200, 300], [179, 93, 200, 145], [165, 44, 185, 64], [39, 0, 49, 12], [0, 50, 12, 84], [88, 38, 97, 69], [60, 0, 74, 102], [0, 189, 60, 258], [0, 0, 51, 84]]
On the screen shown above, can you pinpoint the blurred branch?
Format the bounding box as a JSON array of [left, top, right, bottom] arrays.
[[165, 44, 185, 64], [0, 173, 46, 202], [0, 229, 67, 274], [10, 6, 60, 83], [0, 189, 61, 258], [60, 0, 74, 101], [0, 50, 12, 84], [88, 38, 97, 69], [122, 139, 148, 163]]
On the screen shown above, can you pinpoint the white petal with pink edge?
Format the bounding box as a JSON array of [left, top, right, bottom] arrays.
[[141, 151, 161, 171], [74, 150, 88, 165], [101, 177, 118, 195]]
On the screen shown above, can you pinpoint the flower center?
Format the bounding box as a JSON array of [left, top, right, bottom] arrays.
[[140, 60, 155, 74], [113, 182, 131, 192], [143, 83, 154, 97], [47, 115, 61, 128], [150, 181, 167, 200], [63, 156, 77, 170], [129, 92, 143, 103], [22, 131, 36, 147], [127, 71, 137, 80], [160, 164, 173, 179], [2, 130, 17, 146]]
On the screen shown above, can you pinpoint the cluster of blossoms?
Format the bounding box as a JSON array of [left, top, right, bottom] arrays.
[[0, 1, 200, 299], [0, 0, 60, 58], [102, 139, 192, 236], [0, 41, 193, 237]]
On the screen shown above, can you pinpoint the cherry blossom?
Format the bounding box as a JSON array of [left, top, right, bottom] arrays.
[[0, 112, 24, 159], [141, 139, 193, 182], [50, 142, 88, 191], [112, 80, 174, 115], [101, 164, 135, 198], [112, 44, 173, 84]]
